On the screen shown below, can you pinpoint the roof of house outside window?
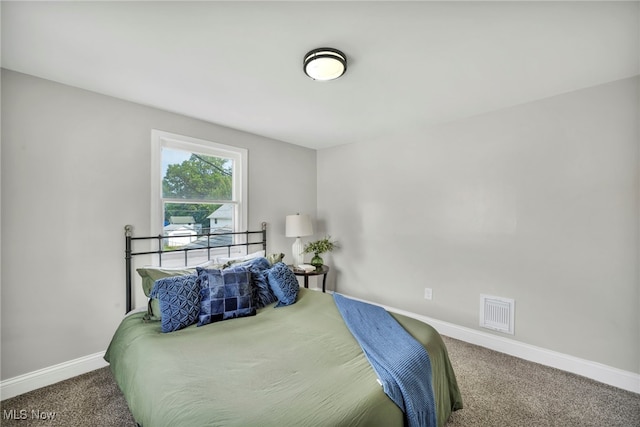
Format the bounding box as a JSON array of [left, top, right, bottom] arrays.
[[207, 205, 232, 220], [170, 216, 196, 224]]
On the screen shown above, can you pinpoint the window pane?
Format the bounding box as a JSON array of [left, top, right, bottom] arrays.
[[162, 148, 233, 201], [163, 203, 235, 249]]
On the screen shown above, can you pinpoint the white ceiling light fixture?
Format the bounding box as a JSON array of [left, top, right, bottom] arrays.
[[303, 48, 347, 81]]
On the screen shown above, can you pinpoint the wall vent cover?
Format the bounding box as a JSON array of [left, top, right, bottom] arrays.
[[480, 294, 515, 335]]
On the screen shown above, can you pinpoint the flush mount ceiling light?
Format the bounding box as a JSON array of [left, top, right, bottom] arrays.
[[303, 48, 347, 81]]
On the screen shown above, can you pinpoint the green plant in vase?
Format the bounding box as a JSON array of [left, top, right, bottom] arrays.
[[303, 236, 338, 268]]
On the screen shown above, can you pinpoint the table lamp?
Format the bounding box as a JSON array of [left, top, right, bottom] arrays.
[[285, 213, 313, 267]]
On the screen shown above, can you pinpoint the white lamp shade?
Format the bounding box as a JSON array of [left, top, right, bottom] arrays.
[[285, 214, 313, 237]]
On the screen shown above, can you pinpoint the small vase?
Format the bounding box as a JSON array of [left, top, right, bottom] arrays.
[[310, 253, 324, 268]]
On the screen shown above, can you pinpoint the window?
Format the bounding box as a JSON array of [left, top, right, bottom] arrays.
[[151, 130, 247, 251]]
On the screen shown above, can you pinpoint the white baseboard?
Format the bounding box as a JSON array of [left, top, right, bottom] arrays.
[[2, 301, 638, 400], [0, 352, 108, 400], [381, 303, 640, 394]]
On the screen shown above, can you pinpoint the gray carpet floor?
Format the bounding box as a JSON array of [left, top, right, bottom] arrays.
[[1, 336, 638, 426]]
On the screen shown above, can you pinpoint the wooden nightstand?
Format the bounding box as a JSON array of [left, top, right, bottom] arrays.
[[291, 265, 330, 293]]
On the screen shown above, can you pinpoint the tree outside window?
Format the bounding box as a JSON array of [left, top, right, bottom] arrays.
[[152, 131, 246, 253]]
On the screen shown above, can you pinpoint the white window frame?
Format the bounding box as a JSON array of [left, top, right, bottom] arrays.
[[150, 130, 247, 237]]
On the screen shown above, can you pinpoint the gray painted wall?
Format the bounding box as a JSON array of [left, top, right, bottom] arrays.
[[2, 68, 638, 380], [317, 76, 639, 373], [1, 69, 317, 380]]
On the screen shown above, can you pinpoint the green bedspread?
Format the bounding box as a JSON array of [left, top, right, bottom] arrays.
[[104, 288, 462, 427]]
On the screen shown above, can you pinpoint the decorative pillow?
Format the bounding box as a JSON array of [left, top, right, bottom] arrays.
[[149, 274, 200, 333], [231, 257, 278, 308], [267, 253, 285, 265], [137, 266, 196, 296], [267, 262, 300, 308], [137, 261, 216, 320], [197, 266, 256, 327], [216, 250, 266, 266], [227, 256, 271, 271]]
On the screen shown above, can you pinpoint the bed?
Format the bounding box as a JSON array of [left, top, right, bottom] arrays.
[[105, 224, 463, 427]]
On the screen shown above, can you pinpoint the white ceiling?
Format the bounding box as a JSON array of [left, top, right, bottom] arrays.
[[2, 1, 638, 150]]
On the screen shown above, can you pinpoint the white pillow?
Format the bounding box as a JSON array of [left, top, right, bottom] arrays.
[[216, 250, 265, 265], [141, 259, 216, 271]]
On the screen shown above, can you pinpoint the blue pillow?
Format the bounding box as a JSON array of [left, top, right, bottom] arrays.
[[197, 266, 256, 326], [267, 262, 299, 307], [227, 256, 271, 271], [233, 257, 278, 308], [149, 274, 200, 333], [251, 268, 279, 308]]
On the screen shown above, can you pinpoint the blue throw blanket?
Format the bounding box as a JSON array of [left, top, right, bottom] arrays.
[[333, 293, 437, 427]]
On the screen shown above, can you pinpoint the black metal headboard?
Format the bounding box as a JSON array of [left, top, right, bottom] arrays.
[[124, 222, 267, 313]]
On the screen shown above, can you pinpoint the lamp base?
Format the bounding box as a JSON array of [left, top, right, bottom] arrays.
[[292, 237, 304, 267]]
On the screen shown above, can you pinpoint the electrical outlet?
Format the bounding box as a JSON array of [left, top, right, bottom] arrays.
[[424, 288, 433, 300]]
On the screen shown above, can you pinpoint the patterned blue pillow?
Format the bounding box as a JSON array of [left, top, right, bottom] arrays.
[[149, 274, 200, 333], [267, 262, 299, 307], [233, 257, 278, 308], [197, 266, 256, 327], [251, 268, 279, 308]]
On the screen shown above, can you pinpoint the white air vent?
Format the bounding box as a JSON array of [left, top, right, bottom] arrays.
[[480, 294, 515, 335]]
